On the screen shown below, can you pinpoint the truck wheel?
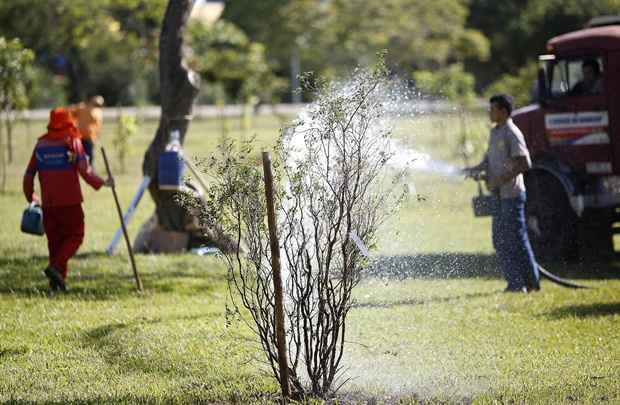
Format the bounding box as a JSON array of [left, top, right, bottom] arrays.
[[525, 172, 578, 261]]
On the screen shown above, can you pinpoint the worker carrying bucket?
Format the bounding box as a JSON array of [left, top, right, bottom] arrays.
[[22, 107, 113, 292]]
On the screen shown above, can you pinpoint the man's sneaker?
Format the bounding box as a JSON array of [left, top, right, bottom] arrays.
[[44, 267, 66, 292], [503, 286, 528, 293]]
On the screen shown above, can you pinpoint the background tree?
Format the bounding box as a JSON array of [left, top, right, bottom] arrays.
[[187, 19, 286, 134], [413, 63, 481, 168], [0, 37, 33, 191], [224, 0, 490, 96], [0, 0, 166, 106], [467, 0, 620, 94], [413, 64, 477, 107], [114, 112, 138, 174], [187, 20, 286, 110], [484, 63, 539, 108], [1, 0, 619, 107], [221, 0, 293, 66]]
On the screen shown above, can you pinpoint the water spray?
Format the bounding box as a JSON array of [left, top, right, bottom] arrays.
[[388, 139, 462, 177]]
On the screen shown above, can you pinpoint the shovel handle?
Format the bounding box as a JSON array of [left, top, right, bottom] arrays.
[[101, 147, 144, 292]]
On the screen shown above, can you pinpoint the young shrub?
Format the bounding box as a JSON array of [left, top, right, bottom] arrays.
[[114, 112, 137, 174], [181, 57, 407, 399]]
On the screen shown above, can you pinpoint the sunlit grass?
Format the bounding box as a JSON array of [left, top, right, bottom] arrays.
[[1, 112, 619, 404]]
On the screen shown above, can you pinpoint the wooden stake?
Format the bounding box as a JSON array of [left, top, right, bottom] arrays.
[[262, 151, 290, 399], [182, 155, 209, 193], [101, 147, 144, 292]]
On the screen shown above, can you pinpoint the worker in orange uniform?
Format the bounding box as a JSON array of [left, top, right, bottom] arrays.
[[70, 95, 104, 168], [23, 107, 113, 292]]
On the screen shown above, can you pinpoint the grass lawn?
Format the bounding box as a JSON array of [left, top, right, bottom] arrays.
[[1, 111, 619, 404]]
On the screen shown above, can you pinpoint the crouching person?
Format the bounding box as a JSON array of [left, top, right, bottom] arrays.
[[22, 108, 113, 292]]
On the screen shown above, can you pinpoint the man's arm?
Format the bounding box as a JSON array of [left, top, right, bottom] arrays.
[[464, 154, 489, 179], [22, 151, 39, 203], [72, 138, 111, 189], [486, 156, 530, 190]]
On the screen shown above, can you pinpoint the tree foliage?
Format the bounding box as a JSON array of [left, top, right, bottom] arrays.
[[225, 0, 490, 78], [485, 62, 539, 108], [0, 0, 166, 105], [187, 20, 286, 104], [114, 112, 137, 174], [467, 0, 620, 91], [413, 63, 477, 106], [1, 1, 619, 105], [0, 37, 34, 190], [0, 37, 33, 113]]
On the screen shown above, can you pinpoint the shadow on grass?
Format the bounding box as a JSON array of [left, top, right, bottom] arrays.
[[544, 302, 620, 319], [366, 253, 620, 280], [79, 314, 219, 378], [0, 253, 227, 300], [74, 251, 111, 260], [3, 392, 275, 405], [3, 251, 618, 299]]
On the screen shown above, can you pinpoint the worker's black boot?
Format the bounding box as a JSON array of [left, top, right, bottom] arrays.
[[44, 267, 66, 292]]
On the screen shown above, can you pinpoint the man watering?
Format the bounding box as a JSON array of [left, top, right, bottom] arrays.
[[464, 94, 540, 293]]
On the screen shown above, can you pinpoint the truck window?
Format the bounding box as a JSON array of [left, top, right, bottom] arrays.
[[550, 57, 604, 97]]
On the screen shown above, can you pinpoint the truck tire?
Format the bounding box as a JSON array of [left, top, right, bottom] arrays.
[[525, 172, 578, 261]]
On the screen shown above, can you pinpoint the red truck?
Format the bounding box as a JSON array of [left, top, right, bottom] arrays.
[[511, 16, 620, 260]]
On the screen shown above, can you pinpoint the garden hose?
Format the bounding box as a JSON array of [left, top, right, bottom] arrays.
[[538, 264, 590, 289]]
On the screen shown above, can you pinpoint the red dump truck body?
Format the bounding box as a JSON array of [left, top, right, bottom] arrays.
[[510, 23, 620, 259]]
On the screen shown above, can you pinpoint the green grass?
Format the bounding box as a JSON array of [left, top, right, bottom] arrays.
[[1, 112, 619, 404]]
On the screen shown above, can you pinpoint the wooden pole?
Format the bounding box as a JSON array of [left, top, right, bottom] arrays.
[[101, 147, 144, 292], [262, 151, 290, 399], [182, 155, 209, 193]]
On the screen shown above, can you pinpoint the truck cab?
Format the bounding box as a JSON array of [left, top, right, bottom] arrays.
[[512, 21, 620, 260]]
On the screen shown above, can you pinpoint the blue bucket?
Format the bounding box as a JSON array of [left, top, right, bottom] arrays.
[[158, 150, 185, 190], [21, 203, 45, 236]]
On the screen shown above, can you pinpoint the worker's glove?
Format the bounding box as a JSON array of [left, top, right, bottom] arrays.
[[104, 177, 115, 188]]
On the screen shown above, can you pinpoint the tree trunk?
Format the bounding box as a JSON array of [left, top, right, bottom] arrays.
[[0, 114, 5, 192], [7, 112, 13, 164], [142, 0, 200, 231]]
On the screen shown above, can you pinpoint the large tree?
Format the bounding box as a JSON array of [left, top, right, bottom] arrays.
[[142, 0, 200, 232]]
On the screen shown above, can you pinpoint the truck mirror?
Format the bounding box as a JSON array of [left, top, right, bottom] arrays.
[[537, 68, 548, 106]]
